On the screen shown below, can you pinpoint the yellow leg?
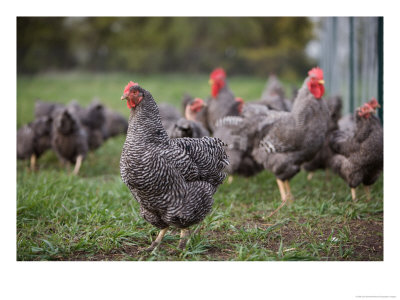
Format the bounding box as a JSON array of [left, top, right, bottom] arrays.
[[73, 154, 83, 175], [276, 179, 286, 202], [267, 179, 288, 218], [351, 188, 357, 201], [307, 172, 314, 181], [364, 186, 371, 201], [284, 180, 294, 203], [146, 228, 168, 252], [178, 229, 190, 250], [227, 175, 233, 184], [30, 154, 36, 171]]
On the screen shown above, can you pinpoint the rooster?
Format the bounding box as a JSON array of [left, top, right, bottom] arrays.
[[329, 98, 383, 201], [252, 67, 329, 214], [120, 81, 228, 251], [205, 68, 241, 133]]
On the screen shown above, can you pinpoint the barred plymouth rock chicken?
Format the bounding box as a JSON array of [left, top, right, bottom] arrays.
[[17, 116, 53, 170], [181, 93, 209, 130], [303, 95, 343, 179], [51, 106, 88, 175], [329, 98, 383, 201], [213, 114, 263, 177], [103, 107, 128, 139], [252, 67, 330, 214], [259, 74, 292, 111], [168, 98, 210, 139], [205, 68, 241, 133], [158, 103, 181, 132], [119, 81, 228, 251]]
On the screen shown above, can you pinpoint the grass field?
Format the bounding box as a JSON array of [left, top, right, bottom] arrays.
[[16, 72, 383, 261]]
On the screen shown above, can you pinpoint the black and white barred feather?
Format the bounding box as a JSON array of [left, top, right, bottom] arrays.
[[120, 85, 228, 229]]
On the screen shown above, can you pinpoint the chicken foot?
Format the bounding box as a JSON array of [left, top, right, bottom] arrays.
[[266, 179, 288, 218], [178, 229, 190, 250], [73, 154, 83, 175], [284, 180, 294, 203], [351, 188, 357, 201], [30, 154, 36, 171], [307, 172, 314, 181], [145, 228, 168, 252]]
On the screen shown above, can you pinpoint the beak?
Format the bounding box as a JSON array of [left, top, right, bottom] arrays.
[[203, 102, 208, 107], [208, 79, 214, 85], [318, 79, 325, 85], [376, 103, 381, 108], [121, 93, 128, 100]]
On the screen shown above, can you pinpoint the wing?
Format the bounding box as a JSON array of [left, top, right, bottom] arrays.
[[168, 136, 228, 187]]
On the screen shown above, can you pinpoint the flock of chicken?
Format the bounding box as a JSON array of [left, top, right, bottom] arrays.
[[17, 66, 383, 251], [17, 98, 128, 174], [118, 67, 383, 250]]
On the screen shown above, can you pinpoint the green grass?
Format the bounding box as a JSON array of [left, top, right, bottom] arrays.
[[16, 72, 383, 261]]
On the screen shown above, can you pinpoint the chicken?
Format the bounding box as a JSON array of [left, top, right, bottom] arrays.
[[120, 81, 228, 251], [181, 93, 209, 130], [302, 95, 343, 179], [337, 113, 356, 137], [51, 106, 88, 175], [329, 98, 383, 201], [252, 67, 330, 215], [158, 103, 181, 132], [168, 98, 210, 139], [213, 115, 264, 177], [205, 68, 241, 133], [103, 107, 128, 139], [34, 99, 64, 119], [260, 74, 292, 111], [17, 116, 52, 170]]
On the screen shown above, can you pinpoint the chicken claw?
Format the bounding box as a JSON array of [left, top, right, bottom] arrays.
[[145, 228, 168, 252]]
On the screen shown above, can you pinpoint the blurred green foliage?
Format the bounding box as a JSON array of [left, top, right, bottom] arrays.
[[17, 17, 315, 80]]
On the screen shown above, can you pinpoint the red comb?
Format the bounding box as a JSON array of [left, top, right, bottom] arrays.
[[210, 67, 226, 80], [123, 81, 138, 94], [368, 97, 379, 108], [308, 67, 324, 80]]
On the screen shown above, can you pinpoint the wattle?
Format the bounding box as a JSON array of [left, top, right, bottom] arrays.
[[308, 83, 325, 99]]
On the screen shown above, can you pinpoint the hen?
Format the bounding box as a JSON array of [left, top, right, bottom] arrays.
[[205, 68, 241, 133], [120, 81, 228, 251], [51, 106, 88, 175], [168, 98, 210, 139], [252, 67, 330, 213], [103, 107, 128, 139], [329, 98, 383, 201], [259, 74, 292, 111], [17, 116, 52, 170], [302, 95, 343, 179]]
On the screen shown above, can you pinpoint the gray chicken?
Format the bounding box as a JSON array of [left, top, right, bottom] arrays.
[[34, 99, 64, 119], [158, 103, 181, 132], [17, 116, 53, 170], [259, 74, 292, 111], [168, 97, 210, 139], [51, 106, 88, 175], [213, 115, 264, 177], [120, 81, 228, 251], [329, 98, 383, 201], [103, 107, 128, 139], [181, 94, 209, 130], [302, 95, 343, 179], [205, 68, 241, 133], [252, 67, 330, 213]]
